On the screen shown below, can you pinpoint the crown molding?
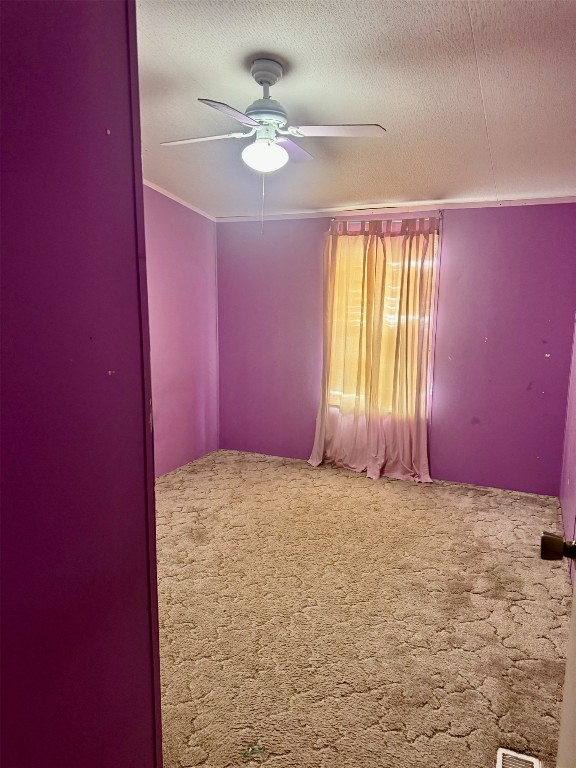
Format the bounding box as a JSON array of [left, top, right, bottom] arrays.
[[216, 195, 576, 222], [143, 180, 216, 222], [142, 181, 575, 223]]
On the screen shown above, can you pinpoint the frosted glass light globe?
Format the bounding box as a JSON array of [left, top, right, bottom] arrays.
[[241, 140, 289, 173]]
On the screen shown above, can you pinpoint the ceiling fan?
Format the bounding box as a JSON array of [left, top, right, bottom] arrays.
[[161, 58, 386, 173]]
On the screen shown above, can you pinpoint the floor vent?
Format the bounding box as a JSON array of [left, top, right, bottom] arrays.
[[496, 748, 542, 768]]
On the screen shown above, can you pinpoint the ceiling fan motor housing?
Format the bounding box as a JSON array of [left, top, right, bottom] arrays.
[[245, 98, 288, 127], [246, 59, 288, 127]]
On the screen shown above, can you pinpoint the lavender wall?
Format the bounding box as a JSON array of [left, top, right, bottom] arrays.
[[561, 320, 576, 546], [1, 3, 161, 767], [217, 219, 328, 459], [217, 204, 576, 495], [430, 205, 576, 495], [144, 186, 218, 476]]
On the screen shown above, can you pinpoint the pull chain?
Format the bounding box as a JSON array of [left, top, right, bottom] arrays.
[[261, 173, 265, 235]]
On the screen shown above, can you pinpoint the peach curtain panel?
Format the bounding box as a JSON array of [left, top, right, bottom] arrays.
[[309, 217, 440, 482]]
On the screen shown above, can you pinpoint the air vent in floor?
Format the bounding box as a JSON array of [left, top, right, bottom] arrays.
[[496, 748, 542, 768]]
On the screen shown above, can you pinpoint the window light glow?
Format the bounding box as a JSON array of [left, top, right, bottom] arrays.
[[241, 139, 289, 173], [326, 227, 438, 416]]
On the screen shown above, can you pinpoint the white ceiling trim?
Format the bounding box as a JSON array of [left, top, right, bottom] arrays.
[[217, 195, 576, 223], [143, 180, 216, 222], [143, 180, 575, 222]]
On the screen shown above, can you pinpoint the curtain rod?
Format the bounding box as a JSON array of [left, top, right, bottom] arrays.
[[334, 216, 439, 224], [340, 219, 404, 224]]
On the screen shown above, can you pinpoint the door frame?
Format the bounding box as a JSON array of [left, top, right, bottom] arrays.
[[127, 1, 163, 763]]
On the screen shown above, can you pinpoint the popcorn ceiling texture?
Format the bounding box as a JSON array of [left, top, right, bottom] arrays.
[[137, 1, 576, 218], [156, 451, 571, 768]]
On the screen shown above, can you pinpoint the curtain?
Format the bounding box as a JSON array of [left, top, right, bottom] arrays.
[[309, 217, 439, 482]]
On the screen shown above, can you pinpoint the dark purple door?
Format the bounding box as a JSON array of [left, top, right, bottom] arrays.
[[1, 2, 162, 766]]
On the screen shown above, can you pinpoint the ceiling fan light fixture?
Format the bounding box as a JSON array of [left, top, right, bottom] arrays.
[[241, 139, 289, 173]]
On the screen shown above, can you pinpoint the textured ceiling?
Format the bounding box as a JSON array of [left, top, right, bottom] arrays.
[[136, 0, 576, 219]]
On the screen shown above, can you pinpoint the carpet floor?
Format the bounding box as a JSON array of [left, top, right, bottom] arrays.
[[155, 450, 571, 768]]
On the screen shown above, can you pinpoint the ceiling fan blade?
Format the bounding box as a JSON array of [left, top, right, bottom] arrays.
[[293, 124, 386, 138], [277, 137, 313, 163], [161, 131, 247, 146], [198, 98, 259, 126]]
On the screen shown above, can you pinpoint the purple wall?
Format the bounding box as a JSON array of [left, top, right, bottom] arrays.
[[430, 205, 576, 495], [217, 219, 328, 459], [144, 186, 218, 476], [217, 205, 576, 495], [1, 3, 161, 767], [561, 319, 576, 548]]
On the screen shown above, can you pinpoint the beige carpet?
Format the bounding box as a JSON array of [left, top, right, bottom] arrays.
[[155, 450, 571, 768]]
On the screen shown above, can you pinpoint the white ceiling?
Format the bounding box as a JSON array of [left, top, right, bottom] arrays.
[[136, 0, 576, 220]]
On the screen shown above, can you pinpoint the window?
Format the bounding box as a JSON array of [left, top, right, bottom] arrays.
[[310, 217, 439, 482]]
